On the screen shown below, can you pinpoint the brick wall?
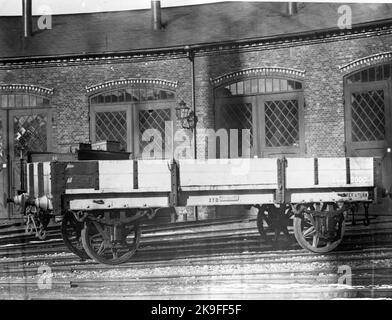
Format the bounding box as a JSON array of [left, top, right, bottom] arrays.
[[1, 34, 392, 158], [1, 33, 392, 220], [194, 33, 392, 158]]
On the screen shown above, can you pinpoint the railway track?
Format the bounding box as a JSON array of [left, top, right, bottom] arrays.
[[1, 215, 392, 299], [1, 217, 392, 263], [1, 221, 392, 276], [1, 254, 392, 299]]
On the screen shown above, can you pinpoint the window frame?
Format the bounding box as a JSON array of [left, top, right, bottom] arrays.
[[89, 88, 176, 158], [215, 76, 305, 158]]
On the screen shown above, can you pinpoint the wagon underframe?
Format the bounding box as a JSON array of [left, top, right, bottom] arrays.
[[9, 156, 382, 265]]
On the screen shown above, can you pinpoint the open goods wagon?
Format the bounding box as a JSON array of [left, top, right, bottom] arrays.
[[9, 154, 383, 265]]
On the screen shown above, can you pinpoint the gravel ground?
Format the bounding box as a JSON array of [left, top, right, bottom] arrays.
[[1, 249, 392, 300]]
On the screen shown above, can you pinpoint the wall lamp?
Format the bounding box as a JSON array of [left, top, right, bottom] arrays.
[[175, 100, 197, 129]]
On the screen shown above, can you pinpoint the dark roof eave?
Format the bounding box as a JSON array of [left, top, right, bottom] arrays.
[[1, 17, 392, 64]]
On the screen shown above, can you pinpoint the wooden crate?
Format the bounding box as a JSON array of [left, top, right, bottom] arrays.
[[92, 141, 121, 152], [28, 152, 78, 163]]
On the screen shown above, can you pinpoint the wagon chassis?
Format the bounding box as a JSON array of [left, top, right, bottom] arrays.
[[9, 156, 381, 265]]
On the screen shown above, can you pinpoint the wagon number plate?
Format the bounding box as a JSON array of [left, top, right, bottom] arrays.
[[340, 192, 369, 200], [209, 195, 240, 203]]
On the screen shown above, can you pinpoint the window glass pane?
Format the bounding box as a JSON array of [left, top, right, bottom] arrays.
[[280, 79, 288, 91], [244, 80, 251, 94], [36, 96, 44, 106], [368, 67, 375, 82], [23, 95, 30, 106], [265, 99, 299, 147], [258, 79, 265, 93], [125, 89, 132, 101], [287, 80, 295, 91], [139, 88, 147, 101], [361, 69, 368, 82], [166, 91, 175, 100], [230, 83, 237, 95], [104, 92, 111, 103], [111, 91, 118, 103], [236, 81, 244, 95], [265, 79, 273, 92], [118, 90, 125, 102], [146, 88, 155, 100], [158, 89, 168, 99], [134, 89, 141, 101], [351, 90, 385, 142], [153, 88, 161, 100], [95, 111, 127, 151], [30, 95, 36, 107], [91, 96, 98, 104], [375, 65, 383, 81], [8, 95, 15, 107], [1, 95, 7, 108], [216, 87, 230, 97], [384, 64, 391, 80], [350, 71, 361, 83], [14, 95, 22, 107], [295, 81, 302, 90], [251, 79, 258, 93], [272, 79, 280, 92]]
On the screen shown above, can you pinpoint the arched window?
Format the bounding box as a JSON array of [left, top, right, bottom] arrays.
[[214, 75, 305, 158], [346, 63, 391, 84], [0, 86, 53, 218], [344, 63, 392, 158], [89, 86, 175, 159], [0, 92, 52, 159]]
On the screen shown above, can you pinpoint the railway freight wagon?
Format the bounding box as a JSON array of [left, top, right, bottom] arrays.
[[8, 153, 383, 265]]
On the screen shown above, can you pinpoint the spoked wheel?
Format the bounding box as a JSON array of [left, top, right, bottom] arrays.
[[293, 203, 346, 254], [81, 218, 141, 265], [257, 204, 293, 242], [61, 212, 90, 260]]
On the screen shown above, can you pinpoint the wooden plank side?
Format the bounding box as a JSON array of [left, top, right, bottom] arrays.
[[286, 158, 314, 188], [318, 158, 346, 187], [349, 157, 374, 186], [287, 157, 374, 189], [33, 162, 39, 198], [138, 160, 172, 191], [43, 162, 51, 197], [97, 160, 171, 192], [98, 160, 134, 191], [179, 158, 278, 188], [65, 161, 99, 190]]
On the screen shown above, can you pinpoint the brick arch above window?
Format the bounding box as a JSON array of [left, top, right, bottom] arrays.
[[339, 51, 392, 74], [344, 62, 392, 84], [0, 84, 54, 96], [0, 84, 53, 108], [210, 67, 306, 88], [86, 78, 178, 95]]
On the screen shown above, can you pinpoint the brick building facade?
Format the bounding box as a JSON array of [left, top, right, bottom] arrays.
[[1, 1, 392, 219]]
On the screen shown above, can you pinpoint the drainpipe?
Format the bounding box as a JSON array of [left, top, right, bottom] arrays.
[[185, 45, 198, 220], [287, 2, 298, 16], [22, 0, 33, 37], [151, 0, 162, 30]]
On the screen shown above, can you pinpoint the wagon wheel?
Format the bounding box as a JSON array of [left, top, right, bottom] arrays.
[[81, 219, 141, 265], [293, 203, 346, 254], [257, 204, 293, 243], [61, 212, 90, 260]]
